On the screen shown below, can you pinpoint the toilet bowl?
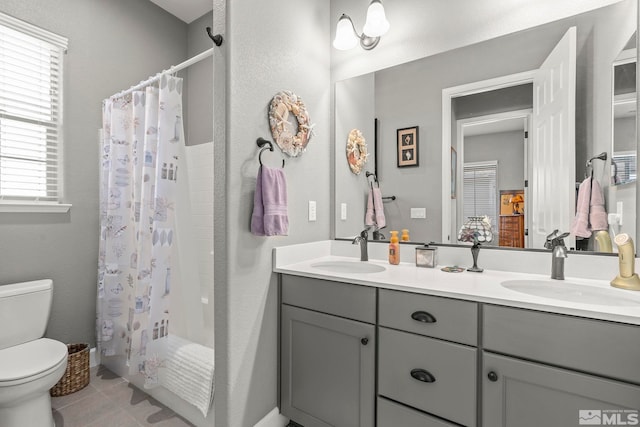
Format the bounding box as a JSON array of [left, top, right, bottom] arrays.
[[0, 280, 69, 427]]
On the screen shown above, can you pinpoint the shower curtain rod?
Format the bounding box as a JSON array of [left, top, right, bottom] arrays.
[[110, 47, 214, 99]]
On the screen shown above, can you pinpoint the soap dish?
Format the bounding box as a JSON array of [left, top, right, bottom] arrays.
[[441, 266, 465, 273]]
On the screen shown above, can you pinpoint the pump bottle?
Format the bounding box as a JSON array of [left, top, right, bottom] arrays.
[[389, 231, 400, 265]]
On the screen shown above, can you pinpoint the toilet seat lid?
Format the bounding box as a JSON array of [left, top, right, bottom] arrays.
[[0, 338, 68, 382]]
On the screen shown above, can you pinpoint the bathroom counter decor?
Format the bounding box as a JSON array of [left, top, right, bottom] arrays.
[[273, 240, 640, 325], [346, 128, 368, 174], [268, 90, 314, 157], [50, 343, 90, 396]]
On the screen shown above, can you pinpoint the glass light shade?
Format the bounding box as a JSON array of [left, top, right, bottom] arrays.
[[458, 216, 494, 244], [333, 15, 359, 50], [362, 0, 390, 37]]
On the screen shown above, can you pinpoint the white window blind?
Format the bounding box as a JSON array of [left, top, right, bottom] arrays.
[[0, 13, 67, 207], [463, 161, 498, 230], [612, 151, 637, 185]]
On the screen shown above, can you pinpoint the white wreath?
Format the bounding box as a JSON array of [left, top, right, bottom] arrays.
[[268, 90, 314, 157], [346, 129, 368, 175]]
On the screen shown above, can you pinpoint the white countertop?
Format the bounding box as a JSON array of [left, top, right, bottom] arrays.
[[273, 241, 640, 325]]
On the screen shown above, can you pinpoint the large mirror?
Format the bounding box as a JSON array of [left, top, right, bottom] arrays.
[[334, 0, 637, 254]]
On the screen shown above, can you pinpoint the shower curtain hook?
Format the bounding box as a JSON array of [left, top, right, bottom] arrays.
[[206, 27, 224, 46]]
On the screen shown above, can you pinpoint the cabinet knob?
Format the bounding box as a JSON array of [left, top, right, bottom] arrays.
[[487, 371, 499, 382], [410, 368, 436, 383], [411, 311, 437, 323], [361, 337, 369, 345]]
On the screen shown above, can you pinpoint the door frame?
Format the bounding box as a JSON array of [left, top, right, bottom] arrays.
[[442, 70, 536, 243], [456, 109, 532, 245]]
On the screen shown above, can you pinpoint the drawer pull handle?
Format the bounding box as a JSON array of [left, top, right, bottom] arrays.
[[410, 368, 436, 383], [411, 311, 437, 323], [487, 371, 498, 382], [361, 337, 369, 345]]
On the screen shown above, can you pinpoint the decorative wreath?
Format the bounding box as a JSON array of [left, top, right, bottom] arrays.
[[268, 90, 314, 157], [346, 129, 368, 175]]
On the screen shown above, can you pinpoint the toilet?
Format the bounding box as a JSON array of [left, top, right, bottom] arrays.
[[0, 279, 69, 427]]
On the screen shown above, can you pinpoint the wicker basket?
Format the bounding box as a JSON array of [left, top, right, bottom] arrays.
[[50, 343, 90, 397]]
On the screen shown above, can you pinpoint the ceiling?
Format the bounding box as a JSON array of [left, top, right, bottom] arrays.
[[149, 0, 212, 23]]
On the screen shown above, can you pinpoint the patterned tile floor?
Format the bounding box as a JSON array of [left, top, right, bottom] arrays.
[[52, 366, 194, 427]]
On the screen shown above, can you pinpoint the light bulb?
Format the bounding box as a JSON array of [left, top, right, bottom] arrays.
[[362, 0, 389, 38], [333, 14, 359, 50]]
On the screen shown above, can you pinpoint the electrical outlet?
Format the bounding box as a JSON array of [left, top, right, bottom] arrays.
[[411, 208, 426, 219], [308, 200, 317, 221], [341, 203, 347, 220]]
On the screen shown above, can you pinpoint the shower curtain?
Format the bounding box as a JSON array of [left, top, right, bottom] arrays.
[[98, 75, 184, 387]]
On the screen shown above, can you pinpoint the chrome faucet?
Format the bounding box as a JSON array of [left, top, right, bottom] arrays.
[[352, 228, 370, 261], [545, 230, 569, 280]]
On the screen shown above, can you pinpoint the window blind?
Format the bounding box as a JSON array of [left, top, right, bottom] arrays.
[[0, 13, 67, 203], [463, 161, 498, 229], [612, 151, 637, 185]]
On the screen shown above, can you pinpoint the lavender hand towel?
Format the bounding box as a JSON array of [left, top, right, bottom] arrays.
[[365, 189, 376, 226], [589, 178, 608, 231], [251, 165, 288, 236], [372, 187, 386, 229], [571, 177, 592, 238]]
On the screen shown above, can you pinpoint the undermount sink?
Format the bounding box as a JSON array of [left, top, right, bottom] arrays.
[[501, 280, 640, 306], [310, 261, 386, 274]]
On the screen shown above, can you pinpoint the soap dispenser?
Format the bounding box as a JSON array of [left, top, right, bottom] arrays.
[[388, 231, 400, 265], [611, 233, 640, 291]]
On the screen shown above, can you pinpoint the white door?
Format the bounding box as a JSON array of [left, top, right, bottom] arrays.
[[529, 27, 576, 249]]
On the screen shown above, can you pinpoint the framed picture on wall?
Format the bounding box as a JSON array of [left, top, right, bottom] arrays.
[[397, 126, 419, 167], [451, 147, 457, 199]]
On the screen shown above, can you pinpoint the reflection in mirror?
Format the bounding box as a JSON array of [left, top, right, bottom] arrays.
[[334, 0, 637, 255], [610, 32, 637, 251]]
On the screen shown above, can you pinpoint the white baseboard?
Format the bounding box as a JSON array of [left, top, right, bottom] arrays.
[[89, 347, 99, 367], [254, 408, 288, 427]]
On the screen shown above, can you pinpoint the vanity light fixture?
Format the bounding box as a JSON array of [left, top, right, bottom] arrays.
[[333, 0, 390, 51]]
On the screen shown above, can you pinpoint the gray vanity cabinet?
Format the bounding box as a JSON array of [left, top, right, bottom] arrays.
[[280, 275, 376, 427], [483, 305, 640, 427], [377, 289, 479, 427], [279, 274, 640, 427]]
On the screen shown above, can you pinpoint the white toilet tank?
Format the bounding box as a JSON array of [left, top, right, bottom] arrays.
[[0, 279, 53, 351]]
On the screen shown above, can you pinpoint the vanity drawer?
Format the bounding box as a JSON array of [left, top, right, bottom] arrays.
[[377, 397, 458, 427], [281, 275, 376, 323], [378, 327, 477, 427], [484, 305, 640, 384], [379, 289, 478, 345]]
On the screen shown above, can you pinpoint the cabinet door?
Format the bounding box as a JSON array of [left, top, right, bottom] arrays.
[[483, 352, 640, 427], [281, 304, 375, 427]]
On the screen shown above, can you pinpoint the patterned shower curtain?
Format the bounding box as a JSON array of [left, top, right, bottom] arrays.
[[98, 75, 184, 387]]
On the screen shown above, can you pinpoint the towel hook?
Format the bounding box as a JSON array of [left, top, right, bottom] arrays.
[[206, 27, 224, 47], [257, 137, 285, 168], [586, 152, 607, 168], [365, 171, 379, 187]]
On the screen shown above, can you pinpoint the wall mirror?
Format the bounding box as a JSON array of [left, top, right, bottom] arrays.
[[334, 0, 638, 255]]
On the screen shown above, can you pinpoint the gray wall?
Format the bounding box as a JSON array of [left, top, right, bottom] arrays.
[[335, 73, 376, 238], [215, 0, 331, 426], [0, 0, 188, 346], [186, 11, 214, 146], [465, 130, 526, 193]]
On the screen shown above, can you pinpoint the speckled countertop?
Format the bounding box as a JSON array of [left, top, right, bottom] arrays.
[[274, 241, 640, 325]]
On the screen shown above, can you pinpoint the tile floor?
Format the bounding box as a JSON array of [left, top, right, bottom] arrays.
[[51, 366, 194, 427]]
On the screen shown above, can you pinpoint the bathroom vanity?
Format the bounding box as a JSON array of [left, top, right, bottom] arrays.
[[275, 242, 640, 427]]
